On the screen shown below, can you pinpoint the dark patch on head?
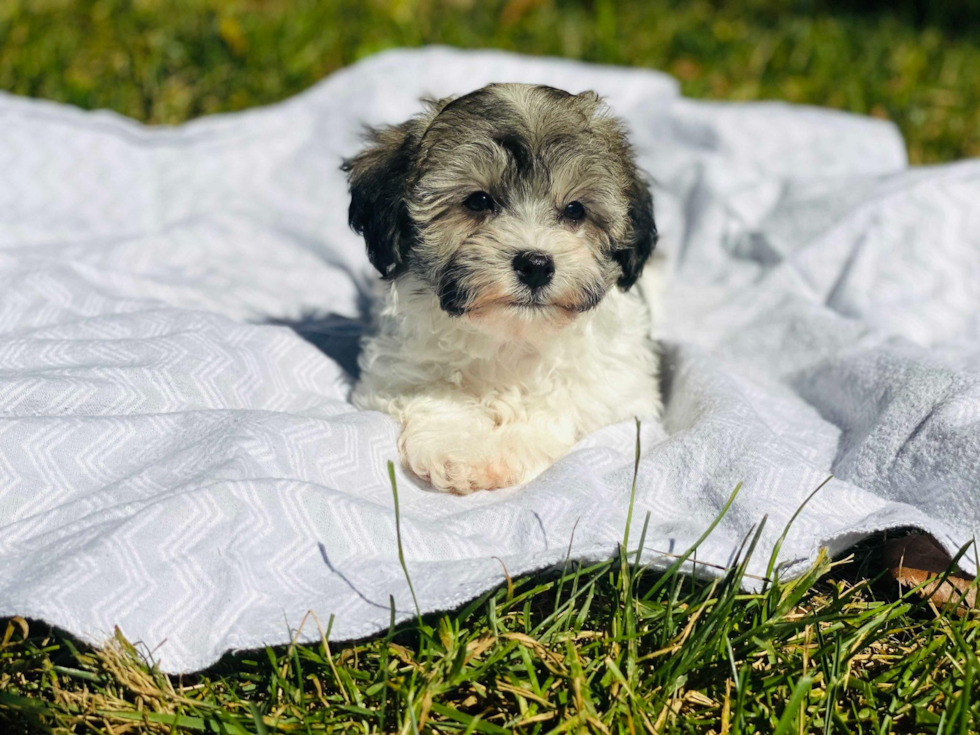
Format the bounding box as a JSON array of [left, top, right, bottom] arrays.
[[495, 133, 534, 177], [613, 173, 658, 290]]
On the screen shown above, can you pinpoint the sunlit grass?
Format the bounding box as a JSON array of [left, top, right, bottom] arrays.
[[1, 1, 979, 162], [2, 534, 978, 732], [1, 458, 978, 732]]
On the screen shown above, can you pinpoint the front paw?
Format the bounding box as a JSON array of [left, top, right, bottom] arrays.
[[398, 430, 524, 495]]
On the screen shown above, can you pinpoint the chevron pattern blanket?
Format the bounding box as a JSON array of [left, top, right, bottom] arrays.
[[1, 48, 977, 673]]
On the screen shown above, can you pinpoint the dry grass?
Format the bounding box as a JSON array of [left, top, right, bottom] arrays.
[[3, 480, 978, 732]]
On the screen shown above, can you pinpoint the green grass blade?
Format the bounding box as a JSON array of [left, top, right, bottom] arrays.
[[772, 676, 814, 735], [388, 460, 421, 622]]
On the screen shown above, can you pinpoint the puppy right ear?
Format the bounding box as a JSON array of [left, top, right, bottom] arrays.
[[342, 122, 420, 279], [614, 171, 658, 290]]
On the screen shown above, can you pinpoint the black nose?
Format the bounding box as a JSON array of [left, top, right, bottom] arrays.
[[512, 251, 555, 290]]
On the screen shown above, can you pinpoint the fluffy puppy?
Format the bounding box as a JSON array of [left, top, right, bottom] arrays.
[[344, 83, 661, 494]]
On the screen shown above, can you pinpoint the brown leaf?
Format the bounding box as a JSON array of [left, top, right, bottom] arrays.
[[884, 535, 976, 612]]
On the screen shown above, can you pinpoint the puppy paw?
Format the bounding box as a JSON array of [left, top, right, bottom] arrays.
[[397, 423, 529, 494], [454, 457, 530, 494], [395, 402, 575, 494], [399, 441, 524, 494]]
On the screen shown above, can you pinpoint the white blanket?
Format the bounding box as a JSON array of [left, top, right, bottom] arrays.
[[1, 48, 977, 674]]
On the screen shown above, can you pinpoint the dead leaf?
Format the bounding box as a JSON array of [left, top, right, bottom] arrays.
[[884, 535, 976, 612]]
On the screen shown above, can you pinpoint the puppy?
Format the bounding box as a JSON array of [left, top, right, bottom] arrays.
[[344, 83, 661, 494]]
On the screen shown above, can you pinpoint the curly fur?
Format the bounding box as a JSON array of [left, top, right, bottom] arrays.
[[344, 83, 662, 494]]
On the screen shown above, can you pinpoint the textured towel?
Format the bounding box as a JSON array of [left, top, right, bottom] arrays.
[[1, 47, 977, 674]]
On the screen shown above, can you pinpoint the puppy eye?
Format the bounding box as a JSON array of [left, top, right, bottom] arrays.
[[563, 201, 586, 221], [464, 191, 495, 212]]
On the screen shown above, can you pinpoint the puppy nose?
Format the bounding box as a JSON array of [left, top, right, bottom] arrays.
[[512, 251, 555, 290]]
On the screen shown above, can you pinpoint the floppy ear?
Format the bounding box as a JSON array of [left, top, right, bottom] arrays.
[[341, 122, 420, 279], [613, 172, 658, 290]]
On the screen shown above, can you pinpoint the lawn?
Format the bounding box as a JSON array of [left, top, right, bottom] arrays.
[[1, 1, 980, 732], [1, 0, 980, 162], [2, 503, 979, 733]]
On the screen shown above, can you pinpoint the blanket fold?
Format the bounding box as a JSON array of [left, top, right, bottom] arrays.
[[0, 47, 977, 673]]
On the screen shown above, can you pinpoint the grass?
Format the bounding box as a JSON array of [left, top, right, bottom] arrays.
[[2, 1, 980, 732], [2, 527, 978, 732], [1, 459, 978, 732], [1, 0, 980, 163]]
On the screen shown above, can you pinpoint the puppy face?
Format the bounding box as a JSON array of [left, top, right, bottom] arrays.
[[344, 84, 656, 336]]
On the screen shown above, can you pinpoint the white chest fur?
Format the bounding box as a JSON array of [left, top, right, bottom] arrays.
[[353, 275, 661, 494]]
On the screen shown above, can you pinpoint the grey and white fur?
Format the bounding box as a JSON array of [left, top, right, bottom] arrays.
[[344, 83, 662, 494]]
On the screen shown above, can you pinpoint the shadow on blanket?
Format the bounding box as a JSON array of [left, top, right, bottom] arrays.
[[265, 261, 373, 381], [267, 312, 368, 381]]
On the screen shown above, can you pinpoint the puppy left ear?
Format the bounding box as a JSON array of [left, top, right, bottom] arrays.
[[613, 172, 658, 290], [342, 121, 420, 279]]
